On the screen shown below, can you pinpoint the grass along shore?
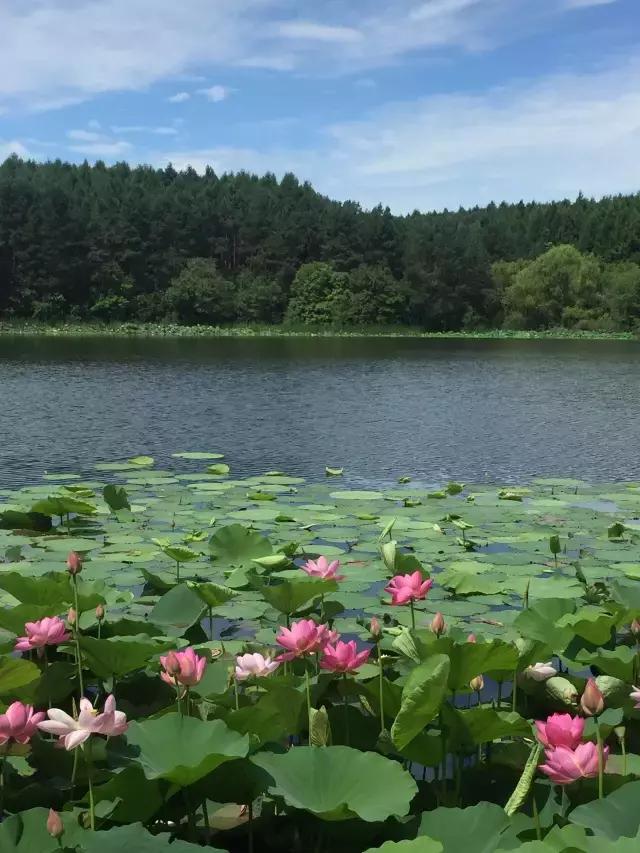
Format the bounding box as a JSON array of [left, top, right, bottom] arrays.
[[0, 320, 638, 340]]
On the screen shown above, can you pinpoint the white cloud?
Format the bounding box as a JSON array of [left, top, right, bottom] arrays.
[[168, 91, 190, 103], [565, 0, 617, 8], [277, 21, 363, 43], [197, 85, 230, 102], [111, 125, 178, 135], [67, 129, 103, 142], [69, 140, 132, 157], [0, 139, 29, 159], [158, 57, 640, 214]]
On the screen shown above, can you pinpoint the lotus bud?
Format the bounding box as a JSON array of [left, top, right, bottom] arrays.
[[47, 809, 63, 839], [580, 677, 605, 717], [430, 612, 445, 637], [545, 676, 578, 706], [66, 551, 82, 576], [631, 619, 640, 637], [470, 674, 484, 692], [467, 633, 477, 643], [614, 725, 626, 744], [95, 604, 105, 622], [164, 651, 182, 677], [67, 607, 77, 627], [370, 617, 382, 640]]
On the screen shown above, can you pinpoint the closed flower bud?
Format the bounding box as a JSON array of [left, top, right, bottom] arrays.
[[430, 612, 445, 637], [631, 619, 640, 637], [470, 674, 484, 692], [467, 633, 477, 643], [66, 551, 82, 576], [47, 808, 63, 839], [580, 677, 605, 717], [545, 676, 578, 706], [370, 617, 382, 640], [67, 607, 77, 627], [95, 604, 105, 622]]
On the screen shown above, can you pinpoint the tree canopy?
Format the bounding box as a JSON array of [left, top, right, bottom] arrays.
[[1, 156, 640, 331]]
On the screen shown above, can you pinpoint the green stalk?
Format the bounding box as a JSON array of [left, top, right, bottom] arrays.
[[342, 673, 350, 746], [377, 646, 385, 732], [234, 678, 240, 711], [176, 560, 180, 582], [532, 792, 541, 841], [596, 721, 604, 800], [175, 678, 183, 716], [0, 742, 9, 816], [72, 576, 85, 699], [85, 739, 95, 831], [622, 734, 627, 777], [409, 599, 416, 631], [305, 667, 312, 736], [511, 670, 517, 713], [208, 606, 213, 641]]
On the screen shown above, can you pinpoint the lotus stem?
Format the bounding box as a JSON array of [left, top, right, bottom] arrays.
[[622, 734, 627, 776], [409, 600, 416, 631], [208, 606, 213, 641], [85, 739, 95, 830], [532, 791, 541, 841], [378, 646, 385, 733], [72, 576, 85, 699], [596, 721, 604, 800], [305, 667, 312, 735], [0, 742, 9, 816], [248, 801, 254, 853], [511, 670, 517, 712], [176, 560, 180, 582], [343, 673, 350, 746], [175, 678, 183, 716], [234, 678, 240, 711]]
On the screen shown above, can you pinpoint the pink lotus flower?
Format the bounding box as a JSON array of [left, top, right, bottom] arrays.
[[276, 619, 338, 661], [385, 571, 433, 605], [37, 695, 126, 750], [0, 701, 46, 745], [320, 640, 370, 674], [539, 742, 609, 785], [467, 633, 477, 643], [580, 678, 605, 717], [630, 686, 640, 708], [430, 612, 445, 637], [67, 551, 82, 576], [235, 652, 280, 681], [15, 617, 70, 653], [47, 809, 63, 839], [525, 661, 557, 681], [160, 647, 207, 687], [301, 556, 344, 581], [535, 713, 585, 750]]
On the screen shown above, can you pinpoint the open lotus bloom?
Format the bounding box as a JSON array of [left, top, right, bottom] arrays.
[[539, 742, 609, 785], [15, 617, 70, 653], [0, 701, 46, 745], [159, 647, 207, 687], [385, 571, 433, 605], [276, 619, 338, 661], [535, 713, 585, 750], [235, 652, 280, 681], [320, 640, 370, 674], [524, 661, 557, 681], [37, 695, 127, 750], [300, 556, 344, 581]]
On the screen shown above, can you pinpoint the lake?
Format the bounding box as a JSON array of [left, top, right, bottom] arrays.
[[1, 335, 639, 489]]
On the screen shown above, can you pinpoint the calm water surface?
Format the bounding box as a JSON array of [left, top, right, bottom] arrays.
[[1, 336, 639, 489]]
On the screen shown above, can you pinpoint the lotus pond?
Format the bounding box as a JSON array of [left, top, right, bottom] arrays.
[[1, 458, 640, 852]]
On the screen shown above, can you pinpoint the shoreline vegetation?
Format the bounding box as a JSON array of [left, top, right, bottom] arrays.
[[0, 321, 638, 340]]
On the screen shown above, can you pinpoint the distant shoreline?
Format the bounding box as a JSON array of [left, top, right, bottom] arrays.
[[0, 321, 637, 341]]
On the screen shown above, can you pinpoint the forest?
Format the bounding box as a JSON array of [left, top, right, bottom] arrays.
[[0, 155, 639, 331]]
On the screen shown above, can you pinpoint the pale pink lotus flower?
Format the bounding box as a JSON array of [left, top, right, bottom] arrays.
[[276, 619, 338, 661], [629, 686, 640, 708], [47, 809, 64, 839], [235, 652, 280, 681], [15, 617, 70, 653], [0, 701, 46, 745], [38, 695, 126, 750], [160, 647, 207, 687], [370, 617, 382, 640], [98, 694, 128, 737], [580, 677, 605, 717], [539, 742, 608, 785], [467, 633, 477, 643], [535, 713, 585, 750], [320, 640, 371, 674], [469, 674, 484, 692], [525, 661, 557, 681], [385, 571, 433, 605], [300, 556, 344, 581]]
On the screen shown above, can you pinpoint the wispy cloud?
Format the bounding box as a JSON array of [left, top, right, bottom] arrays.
[[0, 140, 29, 159], [564, 0, 617, 8], [69, 140, 132, 157], [197, 85, 231, 102], [168, 91, 190, 103], [277, 21, 363, 43], [111, 125, 179, 135], [158, 57, 640, 213]]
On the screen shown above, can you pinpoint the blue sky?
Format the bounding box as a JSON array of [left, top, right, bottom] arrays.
[[1, 0, 639, 212]]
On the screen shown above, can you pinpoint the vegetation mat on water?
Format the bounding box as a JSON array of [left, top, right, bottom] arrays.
[[1, 460, 640, 851]]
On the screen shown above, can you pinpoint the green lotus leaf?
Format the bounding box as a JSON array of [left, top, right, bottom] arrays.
[[226, 684, 306, 746], [172, 452, 225, 460], [441, 705, 531, 750], [0, 571, 72, 607], [207, 463, 230, 475], [103, 484, 131, 512], [252, 746, 417, 821], [254, 576, 337, 615], [80, 822, 217, 852], [30, 495, 97, 517], [418, 802, 511, 852], [191, 581, 238, 608], [391, 654, 450, 750], [126, 713, 249, 787], [209, 524, 273, 566], [365, 841, 443, 853], [0, 656, 41, 697], [78, 635, 177, 678], [127, 456, 154, 467], [0, 510, 52, 532], [150, 583, 206, 634], [569, 780, 640, 839]]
